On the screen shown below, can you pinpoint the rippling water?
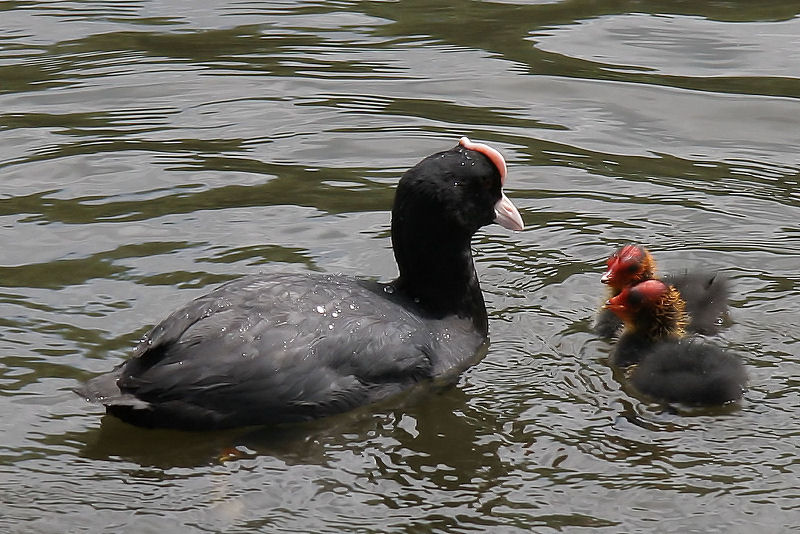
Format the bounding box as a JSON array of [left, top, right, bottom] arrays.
[[2, 1, 799, 532]]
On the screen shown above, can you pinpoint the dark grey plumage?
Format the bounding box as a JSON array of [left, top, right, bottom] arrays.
[[76, 139, 522, 429], [79, 274, 483, 429], [605, 279, 746, 406], [629, 339, 746, 405]]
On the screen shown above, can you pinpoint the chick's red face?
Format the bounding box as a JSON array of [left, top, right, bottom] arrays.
[[603, 286, 635, 321], [601, 245, 649, 289], [604, 279, 669, 321]]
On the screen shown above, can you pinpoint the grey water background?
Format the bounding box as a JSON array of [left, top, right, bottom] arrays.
[[1, 1, 799, 532]]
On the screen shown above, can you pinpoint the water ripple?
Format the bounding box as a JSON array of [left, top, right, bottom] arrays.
[[1, 1, 799, 532]]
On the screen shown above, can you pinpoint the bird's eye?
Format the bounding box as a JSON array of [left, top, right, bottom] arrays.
[[480, 173, 493, 190]]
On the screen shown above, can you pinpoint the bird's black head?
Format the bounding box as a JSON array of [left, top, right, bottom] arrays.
[[389, 138, 522, 327], [392, 137, 522, 241]]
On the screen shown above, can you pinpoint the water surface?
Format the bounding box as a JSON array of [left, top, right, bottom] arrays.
[[1, 1, 799, 532]]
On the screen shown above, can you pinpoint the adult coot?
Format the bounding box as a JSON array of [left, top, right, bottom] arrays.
[[595, 244, 728, 338], [77, 137, 524, 430], [604, 279, 746, 405]]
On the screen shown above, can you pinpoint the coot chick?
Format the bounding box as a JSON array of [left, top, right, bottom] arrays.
[[77, 137, 524, 430], [595, 244, 728, 338], [604, 279, 746, 405]]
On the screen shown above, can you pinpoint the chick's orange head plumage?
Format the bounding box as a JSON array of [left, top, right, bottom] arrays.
[[601, 244, 656, 290], [604, 279, 687, 338]]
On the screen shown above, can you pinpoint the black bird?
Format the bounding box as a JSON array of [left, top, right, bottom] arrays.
[[604, 279, 746, 405], [77, 137, 524, 430], [595, 244, 729, 338]]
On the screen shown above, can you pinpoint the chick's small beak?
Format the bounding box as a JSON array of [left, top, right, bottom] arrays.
[[494, 192, 524, 231], [603, 294, 624, 312], [600, 270, 612, 284]]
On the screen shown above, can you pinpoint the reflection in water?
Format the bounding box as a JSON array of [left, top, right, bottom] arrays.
[[1, 0, 799, 532]]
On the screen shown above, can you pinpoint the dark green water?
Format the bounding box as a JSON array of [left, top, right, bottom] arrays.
[[1, 1, 799, 532]]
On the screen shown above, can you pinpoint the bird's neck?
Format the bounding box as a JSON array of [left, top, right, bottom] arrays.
[[391, 216, 488, 335], [629, 289, 688, 341]]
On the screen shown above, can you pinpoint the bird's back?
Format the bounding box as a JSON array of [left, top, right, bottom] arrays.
[[629, 339, 746, 404], [78, 272, 485, 429], [663, 271, 729, 334]]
